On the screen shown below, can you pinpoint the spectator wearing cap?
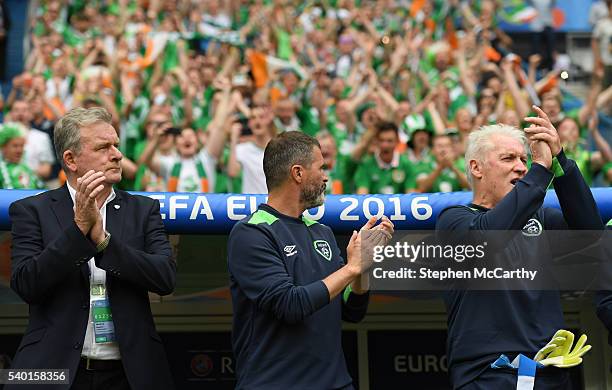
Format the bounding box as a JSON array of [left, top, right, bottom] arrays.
[[402, 113, 433, 165], [0, 122, 43, 190], [335, 33, 357, 78], [5, 99, 55, 182]]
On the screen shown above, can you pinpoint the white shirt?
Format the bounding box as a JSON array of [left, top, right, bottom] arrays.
[[335, 55, 352, 79], [594, 18, 612, 66], [67, 182, 121, 360], [159, 149, 216, 193], [24, 128, 55, 175], [530, 0, 554, 31], [590, 1, 610, 27], [202, 12, 231, 29], [273, 116, 301, 132], [375, 151, 400, 169], [235, 141, 268, 194], [45, 77, 73, 108]]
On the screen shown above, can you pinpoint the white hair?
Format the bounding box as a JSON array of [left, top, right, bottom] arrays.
[[464, 124, 527, 187]]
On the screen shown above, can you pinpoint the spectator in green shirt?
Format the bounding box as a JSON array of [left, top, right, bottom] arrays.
[[416, 134, 469, 193], [317, 131, 357, 194], [273, 98, 302, 133], [355, 122, 416, 194], [0, 123, 43, 189], [557, 116, 612, 186], [604, 161, 612, 185]]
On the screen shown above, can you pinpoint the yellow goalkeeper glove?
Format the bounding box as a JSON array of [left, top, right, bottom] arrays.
[[534, 329, 591, 368]]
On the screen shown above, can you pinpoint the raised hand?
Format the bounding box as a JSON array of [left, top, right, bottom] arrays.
[[529, 54, 542, 68], [529, 138, 552, 169], [74, 170, 106, 236], [346, 216, 395, 276], [524, 105, 561, 168], [524, 106, 561, 155], [89, 214, 106, 245], [368, 215, 394, 244], [213, 76, 231, 92]]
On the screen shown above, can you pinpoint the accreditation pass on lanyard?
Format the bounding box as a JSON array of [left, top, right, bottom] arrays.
[[90, 272, 116, 344]]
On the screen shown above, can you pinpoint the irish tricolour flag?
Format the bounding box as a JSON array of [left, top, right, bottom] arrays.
[[502, 1, 538, 24]]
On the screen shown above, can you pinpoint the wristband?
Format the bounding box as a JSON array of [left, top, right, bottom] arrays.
[[550, 157, 564, 178]]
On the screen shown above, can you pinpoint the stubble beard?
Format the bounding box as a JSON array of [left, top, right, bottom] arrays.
[[301, 182, 326, 210]]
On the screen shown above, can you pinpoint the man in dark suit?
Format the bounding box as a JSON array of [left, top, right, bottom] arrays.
[[8, 107, 176, 390]]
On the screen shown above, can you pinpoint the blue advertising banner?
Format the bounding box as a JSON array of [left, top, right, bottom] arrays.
[[498, 0, 595, 32], [0, 189, 610, 233]]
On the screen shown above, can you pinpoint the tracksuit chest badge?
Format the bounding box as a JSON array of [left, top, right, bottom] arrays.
[[522, 219, 543, 237], [314, 240, 332, 261]]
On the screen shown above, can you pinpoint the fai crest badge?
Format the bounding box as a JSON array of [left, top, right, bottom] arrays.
[[314, 240, 332, 261], [522, 218, 543, 237], [392, 169, 405, 183]]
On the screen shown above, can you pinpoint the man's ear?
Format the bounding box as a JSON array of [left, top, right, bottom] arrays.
[[290, 165, 303, 184], [469, 159, 483, 181], [63, 150, 78, 174]]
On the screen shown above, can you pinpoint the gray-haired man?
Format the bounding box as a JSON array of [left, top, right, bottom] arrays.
[[8, 107, 176, 390], [436, 107, 603, 389]]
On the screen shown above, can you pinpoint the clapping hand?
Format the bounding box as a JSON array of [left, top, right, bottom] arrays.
[[74, 170, 105, 241], [347, 216, 395, 275], [524, 105, 561, 169]]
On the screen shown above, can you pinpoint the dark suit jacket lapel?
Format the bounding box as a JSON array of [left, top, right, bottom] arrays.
[[106, 190, 124, 242], [50, 185, 74, 230], [50, 185, 90, 282]]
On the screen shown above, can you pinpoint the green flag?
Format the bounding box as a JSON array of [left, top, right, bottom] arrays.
[[276, 28, 293, 60]]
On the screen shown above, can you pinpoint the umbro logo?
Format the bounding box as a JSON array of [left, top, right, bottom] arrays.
[[284, 245, 297, 257]]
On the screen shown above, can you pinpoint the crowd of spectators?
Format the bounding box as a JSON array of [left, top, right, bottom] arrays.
[[0, 0, 610, 193]]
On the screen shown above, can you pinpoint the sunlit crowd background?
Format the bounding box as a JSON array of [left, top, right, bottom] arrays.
[[0, 0, 610, 194]]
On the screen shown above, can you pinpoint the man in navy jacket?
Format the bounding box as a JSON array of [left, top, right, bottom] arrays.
[[436, 106, 603, 389], [228, 131, 393, 389]]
